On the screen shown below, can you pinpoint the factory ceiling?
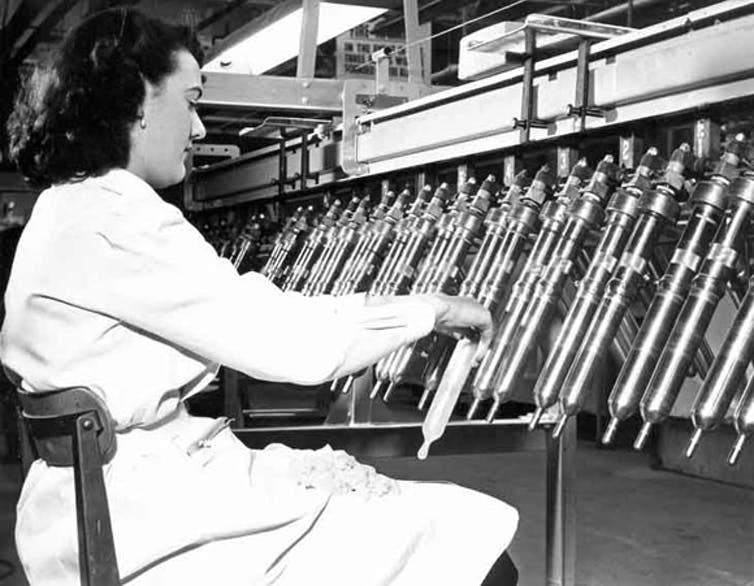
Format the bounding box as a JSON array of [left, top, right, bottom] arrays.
[[0, 0, 723, 170]]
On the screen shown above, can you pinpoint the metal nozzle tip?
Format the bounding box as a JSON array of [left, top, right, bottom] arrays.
[[382, 381, 396, 402], [685, 428, 703, 459], [528, 407, 544, 431], [341, 375, 354, 395], [728, 434, 746, 466], [369, 379, 385, 400], [552, 414, 568, 439], [417, 388, 432, 411], [485, 399, 500, 423], [330, 379, 340, 392], [602, 417, 620, 445], [634, 421, 652, 451], [417, 441, 431, 460], [466, 398, 481, 420]]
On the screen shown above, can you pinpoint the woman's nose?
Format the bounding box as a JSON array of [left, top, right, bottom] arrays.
[[191, 110, 206, 141]]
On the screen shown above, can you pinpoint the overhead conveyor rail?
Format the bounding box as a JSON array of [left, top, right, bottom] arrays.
[[187, 0, 754, 210]]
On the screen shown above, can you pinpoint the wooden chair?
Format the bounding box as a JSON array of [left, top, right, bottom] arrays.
[[17, 386, 120, 586]]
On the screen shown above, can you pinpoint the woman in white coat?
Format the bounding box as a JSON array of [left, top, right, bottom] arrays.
[[2, 8, 519, 585]]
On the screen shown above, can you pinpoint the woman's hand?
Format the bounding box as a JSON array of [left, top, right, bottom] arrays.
[[420, 293, 493, 362]]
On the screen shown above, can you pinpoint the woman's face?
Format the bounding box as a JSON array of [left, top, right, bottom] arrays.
[[127, 49, 206, 188]]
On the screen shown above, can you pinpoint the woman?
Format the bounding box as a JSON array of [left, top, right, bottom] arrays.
[[2, 8, 518, 585]]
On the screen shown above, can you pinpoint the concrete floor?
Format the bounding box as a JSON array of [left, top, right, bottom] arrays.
[[0, 443, 752, 586]]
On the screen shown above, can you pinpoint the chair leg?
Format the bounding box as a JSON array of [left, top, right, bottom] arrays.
[[16, 408, 35, 478], [73, 414, 120, 586]]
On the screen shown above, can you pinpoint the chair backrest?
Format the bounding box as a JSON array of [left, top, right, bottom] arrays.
[[17, 386, 120, 586], [17, 386, 117, 466]]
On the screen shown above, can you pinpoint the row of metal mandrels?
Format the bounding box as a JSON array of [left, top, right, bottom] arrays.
[[256, 136, 754, 463]]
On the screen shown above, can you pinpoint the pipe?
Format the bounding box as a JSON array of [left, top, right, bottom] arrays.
[[331, 190, 396, 296], [585, 0, 662, 24], [487, 155, 619, 421], [466, 165, 559, 419], [266, 207, 313, 285], [282, 199, 343, 292], [553, 144, 692, 439], [457, 174, 526, 301], [603, 138, 745, 444], [386, 177, 496, 394], [636, 171, 754, 450], [369, 183, 454, 398], [260, 206, 305, 278], [686, 275, 754, 458], [307, 197, 370, 296], [729, 372, 754, 466], [369, 186, 433, 296], [530, 148, 660, 430], [378, 182, 473, 400], [417, 171, 534, 413]]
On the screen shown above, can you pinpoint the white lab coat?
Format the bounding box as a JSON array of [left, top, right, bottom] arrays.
[[1, 169, 518, 585]]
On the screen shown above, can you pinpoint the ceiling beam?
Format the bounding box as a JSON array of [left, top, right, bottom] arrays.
[[5, 0, 81, 68]]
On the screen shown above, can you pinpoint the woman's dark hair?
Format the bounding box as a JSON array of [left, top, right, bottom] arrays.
[[6, 8, 203, 187]]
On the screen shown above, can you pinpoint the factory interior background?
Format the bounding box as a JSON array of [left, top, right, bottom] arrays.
[[1, 0, 753, 584]]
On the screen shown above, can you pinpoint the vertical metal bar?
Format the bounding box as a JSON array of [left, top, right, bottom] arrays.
[[415, 170, 427, 192], [297, 0, 320, 78], [457, 163, 469, 191], [381, 178, 391, 198], [627, 0, 634, 27], [503, 155, 518, 187], [278, 137, 288, 198], [574, 39, 591, 132], [693, 118, 721, 160], [545, 418, 577, 586], [74, 415, 120, 586], [403, 0, 423, 84], [519, 27, 537, 143], [223, 368, 243, 426], [557, 147, 579, 180], [300, 132, 310, 191]]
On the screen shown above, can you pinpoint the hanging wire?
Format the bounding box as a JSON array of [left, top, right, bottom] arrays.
[[351, 0, 531, 73]]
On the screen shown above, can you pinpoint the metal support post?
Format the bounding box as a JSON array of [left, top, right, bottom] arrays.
[[297, 0, 320, 78], [514, 28, 548, 142], [457, 163, 470, 191], [223, 369, 243, 428], [557, 147, 580, 180], [568, 39, 605, 131], [693, 118, 721, 160], [403, 0, 423, 84], [503, 155, 518, 187], [545, 417, 577, 586], [619, 134, 645, 172]]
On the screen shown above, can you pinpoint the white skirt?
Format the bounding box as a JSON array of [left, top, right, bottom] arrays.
[[15, 407, 518, 585]]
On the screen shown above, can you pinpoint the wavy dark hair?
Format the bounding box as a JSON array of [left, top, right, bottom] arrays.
[[6, 8, 203, 187]]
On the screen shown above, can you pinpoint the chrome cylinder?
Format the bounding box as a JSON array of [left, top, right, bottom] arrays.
[[488, 157, 618, 418], [603, 177, 729, 444], [729, 374, 754, 465], [532, 188, 641, 429], [555, 172, 685, 438], [686, 276, 754, 457], [636, 173, 754, 449]]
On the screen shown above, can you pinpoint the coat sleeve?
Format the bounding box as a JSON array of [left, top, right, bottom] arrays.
[[34, 198, 436, 385]]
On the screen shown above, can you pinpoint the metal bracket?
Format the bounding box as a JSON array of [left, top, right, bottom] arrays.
[[191, 144, 241, 158], [567, 39, 607, 131]]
